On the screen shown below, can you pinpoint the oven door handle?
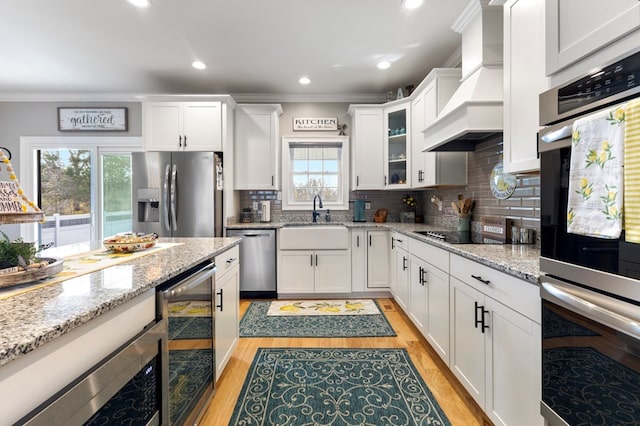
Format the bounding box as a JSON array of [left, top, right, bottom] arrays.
[[161, 262, 217, 299], [540, 124, 572, 144], [541, 280, 640, 338]]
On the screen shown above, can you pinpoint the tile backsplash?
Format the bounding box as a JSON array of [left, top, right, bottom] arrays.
[[237, 137, 540, 240]]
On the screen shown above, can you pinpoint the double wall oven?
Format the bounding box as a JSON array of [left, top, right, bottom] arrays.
[[539, 51, 640, 425]]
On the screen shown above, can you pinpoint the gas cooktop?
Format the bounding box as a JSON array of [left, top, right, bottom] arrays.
[[414, 230, 505, 244]]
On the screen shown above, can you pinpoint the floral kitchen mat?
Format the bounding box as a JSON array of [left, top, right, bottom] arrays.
[[0, 242, 182, 300], [267, 299, 381, 316]]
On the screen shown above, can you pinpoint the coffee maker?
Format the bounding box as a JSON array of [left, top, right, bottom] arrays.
[[260, 200, 271, 222]]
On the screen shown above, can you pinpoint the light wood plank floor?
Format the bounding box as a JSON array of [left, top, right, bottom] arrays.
[[200, 298, 491, 425]]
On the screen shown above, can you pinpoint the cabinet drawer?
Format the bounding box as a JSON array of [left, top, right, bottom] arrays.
[[408, 237, 448, 273], [215, 245, 240, 278], [450, 254, 540, 322], [391, 233, 408, 251]]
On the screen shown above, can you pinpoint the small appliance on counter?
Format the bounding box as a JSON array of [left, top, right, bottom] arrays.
[[260, 201, 271, 222], [240, 208, 253, 223]]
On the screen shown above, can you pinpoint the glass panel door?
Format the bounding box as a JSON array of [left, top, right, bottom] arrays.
[[101, 153, 132, 238]]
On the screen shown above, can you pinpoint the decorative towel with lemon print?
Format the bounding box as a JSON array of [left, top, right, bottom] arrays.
[[267, 299, 380, 316], [567, 106, 625, 239]]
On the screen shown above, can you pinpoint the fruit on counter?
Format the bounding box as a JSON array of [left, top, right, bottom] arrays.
[[103, 232, 159, 244]]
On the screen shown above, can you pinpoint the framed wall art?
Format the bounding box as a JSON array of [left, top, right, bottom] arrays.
[[58, 107, 128, 131]]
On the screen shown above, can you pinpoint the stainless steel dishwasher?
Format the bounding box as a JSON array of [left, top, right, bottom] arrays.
[[226, 229, 276, 298]]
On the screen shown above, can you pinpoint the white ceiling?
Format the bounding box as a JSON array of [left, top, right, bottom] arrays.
[[0, 0, 468, 101]]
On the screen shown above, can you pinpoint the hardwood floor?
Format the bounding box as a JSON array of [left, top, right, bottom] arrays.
[[199, 298, 491, 425]]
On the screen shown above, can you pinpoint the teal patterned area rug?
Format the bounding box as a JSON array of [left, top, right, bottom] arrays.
[[239, 300, 396, 337], [229, 348, 451, 426]]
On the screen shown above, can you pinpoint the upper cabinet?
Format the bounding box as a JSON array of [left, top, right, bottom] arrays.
[[349, 106, 385, 190], [545, 0, 640, 77], [234, 104, 283, 190], [384, 102, 411, 189], [145, 102, 223, 151], [503, 0, 549, 173], [411, 69, 467, 188]]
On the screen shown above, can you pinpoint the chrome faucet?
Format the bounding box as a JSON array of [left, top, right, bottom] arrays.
[[312, 195, 323, 222]]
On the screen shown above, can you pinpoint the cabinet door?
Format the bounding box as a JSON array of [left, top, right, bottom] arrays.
[[366, 231, 389, 288], [393, 247, 410, 311], [546, 0, 640, 75], [235, 106, 278, 190], [485, 298, 543, 426], [450, 277, 486, 407], [424, 263, 450, 365], [350, 230, 367, 292], [504, 0, 548, 173], [215, 264, 239, 378], [145, 102, 182, 151], [411, 91, 427, 188], [384, 102, 411, 188], [315, 251, 351, 293], [183, 102, 222, 151], [280, 251, 315, 293], [408, 256, 428, 331], [352, 108, 385, 189]]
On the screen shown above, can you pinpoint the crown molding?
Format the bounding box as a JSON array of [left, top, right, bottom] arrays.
[[229, 92, 386, 104]]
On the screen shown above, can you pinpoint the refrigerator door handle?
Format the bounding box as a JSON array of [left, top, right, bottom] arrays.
[[163, 163, 171, 232], [170, 163, 178, 231]]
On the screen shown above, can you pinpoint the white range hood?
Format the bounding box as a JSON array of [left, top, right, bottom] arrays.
[[424, 0, 504, 151]]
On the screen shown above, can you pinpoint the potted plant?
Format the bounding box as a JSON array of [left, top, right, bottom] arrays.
[[0, 231, 38, 270]]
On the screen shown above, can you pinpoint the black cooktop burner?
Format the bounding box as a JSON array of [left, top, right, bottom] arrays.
[[414, 230, 504, 244]]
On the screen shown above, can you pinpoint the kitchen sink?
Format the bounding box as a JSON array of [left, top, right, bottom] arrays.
[[280, 225, 349, 250]]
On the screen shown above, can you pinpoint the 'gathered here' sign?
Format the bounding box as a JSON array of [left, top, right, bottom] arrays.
[[58, 107, 128, 131]]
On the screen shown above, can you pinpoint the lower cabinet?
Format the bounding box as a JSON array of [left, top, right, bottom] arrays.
[[390, 234, 409, 310], [366, 230, 390, 289], [280, 250, 350, 293], [449, 255, 542, 426], [214, 246, 240, 380]]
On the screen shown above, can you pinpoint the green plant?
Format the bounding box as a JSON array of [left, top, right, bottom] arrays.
[[0, 231, 38, 268]]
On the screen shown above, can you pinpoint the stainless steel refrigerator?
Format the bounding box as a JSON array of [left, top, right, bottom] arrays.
[[132, 152, 223, 237]]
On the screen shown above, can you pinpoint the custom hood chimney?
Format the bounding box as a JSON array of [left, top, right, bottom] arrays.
[[423, 0, 503, 151]]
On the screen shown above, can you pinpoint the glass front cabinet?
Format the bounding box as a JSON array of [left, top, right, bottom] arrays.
[[383, 102, 411, 189]]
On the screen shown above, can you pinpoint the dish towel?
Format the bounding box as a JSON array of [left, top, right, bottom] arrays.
[[624, 99, 640, 243], [567, 105, 626, 239]]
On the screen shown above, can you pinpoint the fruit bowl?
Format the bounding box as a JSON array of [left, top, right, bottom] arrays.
[[103, 233, 159, 253]]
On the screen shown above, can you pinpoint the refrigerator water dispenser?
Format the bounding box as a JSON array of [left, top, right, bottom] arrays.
[[137, 188, 160, 222]]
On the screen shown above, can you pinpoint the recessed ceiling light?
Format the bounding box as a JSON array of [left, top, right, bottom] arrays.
[[402, 0, 423, 9], [191, 61, 207, 70], [127, 0, 151, 8], [377, 61, 392, 70], [299, 76, 311, 85]]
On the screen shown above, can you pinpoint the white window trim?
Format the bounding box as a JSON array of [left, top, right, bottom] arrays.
[[19, 136, 143, 243], [281, 135, 349, 211]]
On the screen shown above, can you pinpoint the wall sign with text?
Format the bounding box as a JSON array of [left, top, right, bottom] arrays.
[[293, 117, 338, 131], [0, 181, 23, 213], [58, 107, 128, 131]]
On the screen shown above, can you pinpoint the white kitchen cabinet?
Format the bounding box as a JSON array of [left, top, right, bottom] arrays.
[[503, 0, 548, 174], [545, 0, 640, 76], [351, 229, 367, 291], [145, 102, 222, 151], [349, 106, 385, 190], [449, 254, 543, 426], [411, 69, 467, 188], [214, 245, 240, 379], [384, 102, 411, 188], [390, 233, 409, 310], [408, 237, 450, 365], [234, 104, 283, 190], [280, 250, 351, 294], [366, 230, 390, 289]]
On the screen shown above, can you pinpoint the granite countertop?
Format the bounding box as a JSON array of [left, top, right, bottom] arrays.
[[227, 221, 540, 284], [0, 237, 240, 367]]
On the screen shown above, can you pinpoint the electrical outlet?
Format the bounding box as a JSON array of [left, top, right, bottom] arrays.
[[252, 201, 258, 210], [365, 201, 371, 210]]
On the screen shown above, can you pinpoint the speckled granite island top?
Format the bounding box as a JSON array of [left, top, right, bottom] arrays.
[[0, 237, 240, 367], [228, 221, 540, 284]]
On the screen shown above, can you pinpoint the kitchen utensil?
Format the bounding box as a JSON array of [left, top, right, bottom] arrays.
[[451, 201, 460, 213], [463, 198, 472, 214]]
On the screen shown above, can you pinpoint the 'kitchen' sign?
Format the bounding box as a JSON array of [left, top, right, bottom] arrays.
[[293, 117, 338, 131]]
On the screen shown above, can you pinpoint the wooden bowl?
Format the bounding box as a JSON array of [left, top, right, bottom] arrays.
[[0, 257, 64, 288]]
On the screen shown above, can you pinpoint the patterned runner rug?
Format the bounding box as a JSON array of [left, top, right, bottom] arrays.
[[240, 300, 395, 337], [229, 348, 451, 426]]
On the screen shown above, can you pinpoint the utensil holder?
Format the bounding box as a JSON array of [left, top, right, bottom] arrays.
[[457, 214, 470, 231]]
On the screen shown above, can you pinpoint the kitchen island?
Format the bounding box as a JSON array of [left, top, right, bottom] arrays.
[[0, 237, 240, 424]]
